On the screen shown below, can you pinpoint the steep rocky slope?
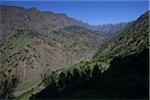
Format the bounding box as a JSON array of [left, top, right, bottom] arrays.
[[0, 5, 106, 98], [31, 11, 149, 99], [0, 5, 93, 41]]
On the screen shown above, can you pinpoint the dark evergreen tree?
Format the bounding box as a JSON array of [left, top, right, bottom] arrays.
[[92, 63, 101, 80], [81, 66, 91, 85], [71, 68, 81, 88], [58, 72, 66, 90], [72, 68, 80, 81], [65, 71, 72, 86]]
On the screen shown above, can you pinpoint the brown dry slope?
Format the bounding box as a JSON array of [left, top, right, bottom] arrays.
[[0, 5, 107, 98]]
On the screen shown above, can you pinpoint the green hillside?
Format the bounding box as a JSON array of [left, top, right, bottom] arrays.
[[93, 11, 149, 63]]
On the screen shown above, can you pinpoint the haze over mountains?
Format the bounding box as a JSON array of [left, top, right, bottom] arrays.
[[0, 5, 149, 100], [91, 22, 132, 36]]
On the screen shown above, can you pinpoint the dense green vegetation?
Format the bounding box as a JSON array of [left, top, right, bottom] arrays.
[[30, 48, 149, 99]]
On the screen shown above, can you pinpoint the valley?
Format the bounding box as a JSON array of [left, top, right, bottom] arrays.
[[0, 3, 149, 100], [30, 11, 149, 100]]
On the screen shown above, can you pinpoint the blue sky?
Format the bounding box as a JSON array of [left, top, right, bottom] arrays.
[[0, 1, 149, 25]]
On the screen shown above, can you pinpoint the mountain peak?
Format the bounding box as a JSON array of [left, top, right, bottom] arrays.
[[28, 7, 39, 12]]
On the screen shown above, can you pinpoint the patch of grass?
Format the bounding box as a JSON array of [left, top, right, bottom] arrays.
[[15, 79, 39, 91], [0, 33, 35, 59], [15, 83, 45, 100]]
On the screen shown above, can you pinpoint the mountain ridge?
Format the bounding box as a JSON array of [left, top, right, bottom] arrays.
[[0, 5, 94, 41], [0, 5, 131, 41]]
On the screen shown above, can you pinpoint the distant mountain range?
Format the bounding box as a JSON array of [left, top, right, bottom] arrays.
[[90, 22, 132, 36]]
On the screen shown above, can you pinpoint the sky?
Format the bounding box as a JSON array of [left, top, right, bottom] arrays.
[[0, 0, 149, 25]]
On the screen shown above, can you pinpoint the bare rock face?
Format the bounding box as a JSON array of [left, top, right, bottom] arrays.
[[0, 5, 107, 95]]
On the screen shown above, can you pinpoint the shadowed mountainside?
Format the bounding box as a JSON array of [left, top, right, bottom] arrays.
[[30, 11, 149, 99], [31, 48, 149, 99]]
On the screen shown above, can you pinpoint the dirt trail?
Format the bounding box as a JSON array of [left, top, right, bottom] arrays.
[[13, 81, 41, 97]]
